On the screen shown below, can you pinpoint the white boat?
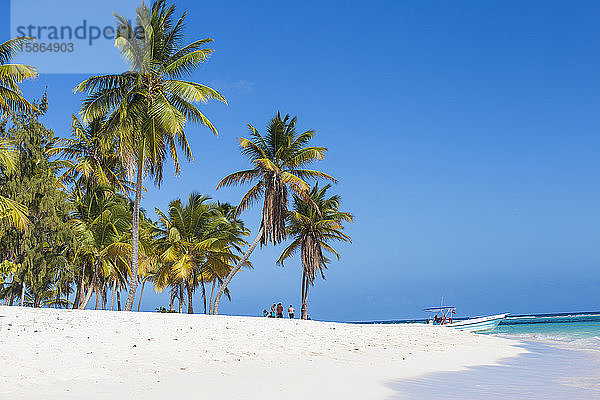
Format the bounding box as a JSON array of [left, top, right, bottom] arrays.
[[423, 306, 508, 333], [448, 313, 508, 333]]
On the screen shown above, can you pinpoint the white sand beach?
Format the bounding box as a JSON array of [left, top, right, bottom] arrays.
[[0, 307, 524, 399]]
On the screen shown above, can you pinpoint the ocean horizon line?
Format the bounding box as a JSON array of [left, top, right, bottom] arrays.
[[348, 310, 600, 325]]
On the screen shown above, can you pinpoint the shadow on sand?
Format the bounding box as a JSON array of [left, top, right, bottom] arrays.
[[391, 341, 600, 399]]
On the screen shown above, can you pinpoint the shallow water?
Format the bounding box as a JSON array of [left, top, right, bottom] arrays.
[[491, 314, 600, 352], [392, 341, 600, 399]]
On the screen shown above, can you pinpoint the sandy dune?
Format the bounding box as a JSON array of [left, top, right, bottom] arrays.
[[0, 307, 524, 399]]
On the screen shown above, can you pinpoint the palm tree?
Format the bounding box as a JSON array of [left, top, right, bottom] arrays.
[[69, 186, 133, 309], [21, 274, 72, 308], [211, 112, 335, 314], [0, 37, 39, 230], [55, 116, 134, 309], [0, 37, 38, 118], [206, 202, 249, 313], [136, 262, 157, 312], [74, 0, 226, 310], [278, 184, 353, 319], [154, 193, 249, 314], [0, 138, 29, 231], [54, 115, 132, 194]]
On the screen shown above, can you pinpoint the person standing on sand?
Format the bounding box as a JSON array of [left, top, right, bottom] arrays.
[[270, 303, 276, 317], [288, 305, 295, 319], [263, 309, 269, 317], [276, 303, 284, 318]]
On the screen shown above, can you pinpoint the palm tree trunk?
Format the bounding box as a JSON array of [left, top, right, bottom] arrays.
[[117, 290, 121, 311], [301, 270, 308, 320], [187, 284, 194, 314], [94, 288, 99, 310], [19, 264, 27, 306], [73, 265, 85, 309], [55, 285, 61, 309], [178, 283, 184, 313], [65, 287, 71, 309], [212, 226, 264, 315], [79, 284, 94, 310], [200, 275, 206, 314], [80, 262, 99, 310], [124, 146, 144, 311], [79, 273, 97, 310], [110, 280, 116, 311], [209, 279, 216, 315], [72, 283, 80, 309], [102, 285, 107, 310], [137, 279, 146, 312], [169, 289, 175, 311], [6, 275, 15, 305], [20, 280, 25, 306]]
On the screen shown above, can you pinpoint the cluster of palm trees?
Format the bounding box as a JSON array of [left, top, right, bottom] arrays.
[[0, 0, 353, 319], [211, 113, 354, 316], [153, 195, 249, 314], [0, 36, 37, 231]]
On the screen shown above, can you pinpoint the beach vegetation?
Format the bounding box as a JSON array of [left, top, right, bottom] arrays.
[[211, 112, 335, 314], [74, 0, 226, 311], [0, 37, 39, 118], [0, 0, 352, 318], [153, 194, 249, 314], [0, 99, 74, 307], [277, 184, 353, 319]]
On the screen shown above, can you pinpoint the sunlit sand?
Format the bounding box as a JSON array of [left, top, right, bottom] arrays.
[[0, 307, 524, 399]]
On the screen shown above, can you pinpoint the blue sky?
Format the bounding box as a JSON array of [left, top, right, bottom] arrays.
[[2, 0, 599, 320]]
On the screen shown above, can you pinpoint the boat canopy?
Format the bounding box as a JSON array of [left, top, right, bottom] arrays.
[[422, 306, 456, 311]]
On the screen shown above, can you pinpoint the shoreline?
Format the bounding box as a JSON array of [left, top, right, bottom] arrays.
[[393, 340, 600, 399], [492, 332, 600, 354], [0, 306, 524, 400]]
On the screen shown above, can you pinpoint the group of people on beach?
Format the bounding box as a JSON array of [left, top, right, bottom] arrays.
[[263, 303, 295, 319]]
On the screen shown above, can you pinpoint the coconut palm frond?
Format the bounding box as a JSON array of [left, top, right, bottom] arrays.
[[0, 195, 30, 231], [0, 37, 38, 117]]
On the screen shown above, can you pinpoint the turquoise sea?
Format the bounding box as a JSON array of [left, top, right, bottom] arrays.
[[358, 311, 600, 348], [490, 312, 600, 352]]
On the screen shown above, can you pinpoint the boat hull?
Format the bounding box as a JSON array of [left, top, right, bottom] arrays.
[[448, 313, 508, 333]]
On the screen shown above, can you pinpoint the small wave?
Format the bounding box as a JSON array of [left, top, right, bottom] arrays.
[[502, 316, 600, 327], [507, 313, 600, 320], [569, 337, 600, 352], [496, 332, 600, 352]]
